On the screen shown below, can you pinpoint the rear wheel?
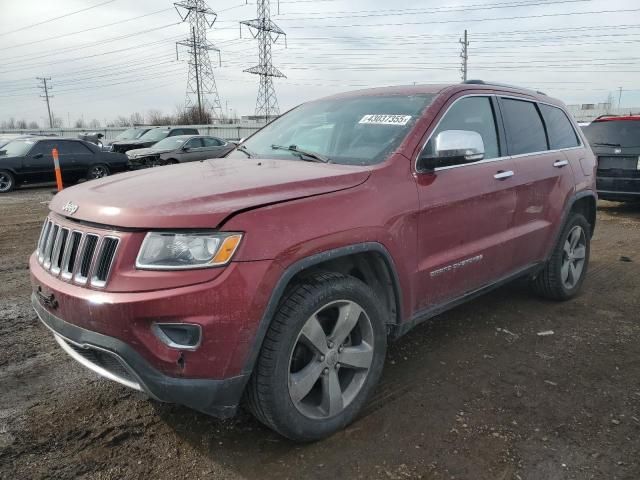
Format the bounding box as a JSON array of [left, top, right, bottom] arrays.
[[531, 213, 590, 300], [87, 164, 110, 180], [246, 272, 387, 441], [0, 170, 15, 193]]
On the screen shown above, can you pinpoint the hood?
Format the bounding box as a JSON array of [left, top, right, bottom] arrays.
[[49, 158, 371, 229], [111, 139, 155, 148], [126, 147, 172, 157]]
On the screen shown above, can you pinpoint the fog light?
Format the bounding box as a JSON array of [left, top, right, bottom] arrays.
[[152, 323, 202, 350]]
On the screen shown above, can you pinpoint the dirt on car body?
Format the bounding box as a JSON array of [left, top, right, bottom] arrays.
[[1, 188, 639, 479]]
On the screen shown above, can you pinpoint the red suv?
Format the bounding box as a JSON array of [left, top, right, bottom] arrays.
[[30, 82, 596, 441]]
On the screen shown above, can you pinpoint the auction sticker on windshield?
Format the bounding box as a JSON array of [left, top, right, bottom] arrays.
[[359, 114, 412, 125]]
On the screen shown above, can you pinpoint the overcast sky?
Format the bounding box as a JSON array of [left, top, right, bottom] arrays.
[[1, 0, 639, 126]]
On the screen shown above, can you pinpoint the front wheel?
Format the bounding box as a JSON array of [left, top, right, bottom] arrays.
[[531, 213, 591, 300], [246, 272, 387, 441], [87, 164, 110, 180], [0, 170, 15, 193]]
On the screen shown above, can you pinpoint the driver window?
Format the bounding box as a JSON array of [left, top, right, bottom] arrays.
[[424, 96, 500, 161]]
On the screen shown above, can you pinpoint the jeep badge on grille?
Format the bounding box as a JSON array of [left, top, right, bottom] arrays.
[[62, 201, 79, 215]]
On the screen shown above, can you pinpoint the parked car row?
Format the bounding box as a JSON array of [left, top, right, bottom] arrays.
[[0, 128, 234, 192]]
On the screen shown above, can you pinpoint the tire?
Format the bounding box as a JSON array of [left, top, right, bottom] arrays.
[[246, 272, 387, 441], [0, 170, 15, 193], [86, 164, 110, 180], [531, 213, 591, 300]]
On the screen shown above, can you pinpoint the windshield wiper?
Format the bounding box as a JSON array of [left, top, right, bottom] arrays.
[[236, 144, 255, 158], [271, 144, 330, 163], [593, 142, 621, 147]]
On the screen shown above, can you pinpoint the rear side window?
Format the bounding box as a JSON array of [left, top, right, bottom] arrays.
[[501, 98, 548, 155], [583, 120, 640, 148], [427, 96, 500, 160], [57, 141, 92, 155], [203, 137, 223, 147], [539, 104, 579, 149]]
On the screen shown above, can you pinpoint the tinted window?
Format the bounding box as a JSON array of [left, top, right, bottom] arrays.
[[170, 129, 183, 136], [57, 141, 92, 155], [425, 96, 500, 160], [182, 128, 199, 135], [583, 120, 640, 148], [501, 98, 548, 155], [184, 138, 203, 148], [539, 104, 579, 149], [30, 140, 55, 155], [203, 137, 223, 147]]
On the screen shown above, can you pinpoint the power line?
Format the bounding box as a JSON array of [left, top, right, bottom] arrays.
[[280, 7, 640, 28], [0, 0, 116, 38], [0, 7, 175, 50]]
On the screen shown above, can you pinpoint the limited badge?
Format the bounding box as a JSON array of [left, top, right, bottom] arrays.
[[359, 114, 412, 126]]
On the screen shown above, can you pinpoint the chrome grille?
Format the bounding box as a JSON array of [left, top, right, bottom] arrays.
[[36, 218, 120, 288]]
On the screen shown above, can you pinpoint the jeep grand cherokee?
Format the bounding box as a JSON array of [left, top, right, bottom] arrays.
[[30, 81, 596, 441]]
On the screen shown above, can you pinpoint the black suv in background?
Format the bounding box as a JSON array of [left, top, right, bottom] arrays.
[[582, 115, 640, 201], [0, 137, 128, 193], [110, 127, 199, 153]]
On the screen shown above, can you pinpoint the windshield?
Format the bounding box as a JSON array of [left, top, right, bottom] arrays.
[[139, 129, 170, 142], [0, 139, 35, 157], [229, 94, 435, 165], [152, 137, 188, 150], [583, 120, 640, 148], [115, 128, 148, 141]]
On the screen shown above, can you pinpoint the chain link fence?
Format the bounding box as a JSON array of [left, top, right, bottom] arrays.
[[0, 123, 264, 142]]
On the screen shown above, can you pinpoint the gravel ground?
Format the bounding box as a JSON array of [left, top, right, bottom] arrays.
[[0, 186, 639, 480]]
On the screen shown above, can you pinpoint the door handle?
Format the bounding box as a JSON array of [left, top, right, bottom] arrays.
[[553, 159, 569, 168], [493, 170, 514, 180]]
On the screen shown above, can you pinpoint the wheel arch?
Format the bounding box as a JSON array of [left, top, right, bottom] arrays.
[[545, 190, 597, 262], [241, 242, 402, 378], [569, 191, 597, 237]]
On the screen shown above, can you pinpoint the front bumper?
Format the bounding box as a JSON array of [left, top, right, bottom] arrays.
[[33, 293, 246, 418]]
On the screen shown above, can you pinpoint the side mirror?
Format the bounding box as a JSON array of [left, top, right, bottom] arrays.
[[33, 153, 44, 159], [417, 130, 485, 171], [182, 146, 191, 152]]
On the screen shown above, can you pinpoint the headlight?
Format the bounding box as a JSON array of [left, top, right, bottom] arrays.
[[136, 232, 242, 270]]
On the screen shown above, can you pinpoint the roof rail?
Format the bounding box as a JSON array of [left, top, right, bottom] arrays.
[[462, 79, 547, 96]]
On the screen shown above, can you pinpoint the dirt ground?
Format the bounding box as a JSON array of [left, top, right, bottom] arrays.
[[1, 186, 639, 480]]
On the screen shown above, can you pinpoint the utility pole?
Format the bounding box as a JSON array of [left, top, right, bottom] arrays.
[[241, 0, 286, 121], [618, 87, 623, 109], [191, 25, 203, 123], [175, 0, 223, 121], [37, 77, 53, 128], [459, 29, 469, 82]]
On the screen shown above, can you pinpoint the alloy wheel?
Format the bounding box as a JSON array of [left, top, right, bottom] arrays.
[[0, 172, 12, 192], [288, 300, 374, 419], [561, 225, 587, 289], [89, 165, 108, 179]]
